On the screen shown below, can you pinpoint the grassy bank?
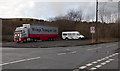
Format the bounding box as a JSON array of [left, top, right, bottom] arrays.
[[91, 38, 118, 44]]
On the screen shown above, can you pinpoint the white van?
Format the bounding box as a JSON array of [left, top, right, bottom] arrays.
[[62, 31, 84, 40]]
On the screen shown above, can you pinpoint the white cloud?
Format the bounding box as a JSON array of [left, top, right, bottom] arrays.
[[0, 0, 35, 18], [0, 0, 119, 20]]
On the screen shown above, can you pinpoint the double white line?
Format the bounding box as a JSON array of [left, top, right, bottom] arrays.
[[78, 53, 118, 70]]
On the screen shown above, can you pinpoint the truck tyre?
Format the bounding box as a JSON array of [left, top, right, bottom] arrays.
[[48, 38, 51, 41], [23, 39, 27, 43], [35, 39, 37, 42], [80, 38, 84, 40], [17, 41, 20, 43], [51, 37, 54, 41]]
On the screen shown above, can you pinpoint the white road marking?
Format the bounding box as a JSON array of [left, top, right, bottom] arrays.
[[86, 63, 93, 66], [105, 60, 110, 63], [101, 62, 106, 65], [88, 47, 102, 51], [115, 53, 118, 55], [90, 58, 114, 70], [0, 57, 40, 66], [112, 54, 116, 56], [105, 56, 109, 59], [9, 59, 26, 64], [104, 59, 114, 63], [26, 57, 40, 60], [66, 49, 70, 51], [108, 55, 113, 58], [108, 53, 118, 58], [71, 51, 77, 54], [100, 58, 106, 61], [57, 53, 66, 55], [79, 66, 87, 69], [97, 59, 102, 62], [77, 53, 118, 70], [92, 61, 98, 64], [109, 59, 114, 61], [90, 67, 97, 70], [88, 49, 92, 50], [114, 53, 119, 55], [1, 63, 10, 66], [95, 65, 102, 68]]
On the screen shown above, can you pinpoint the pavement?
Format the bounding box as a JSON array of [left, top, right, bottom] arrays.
[[1, 41, 120, 71]]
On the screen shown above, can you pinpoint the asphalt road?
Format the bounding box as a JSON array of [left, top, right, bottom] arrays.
[[1, 42, 119, 71]]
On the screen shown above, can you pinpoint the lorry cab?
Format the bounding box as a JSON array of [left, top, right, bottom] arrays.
[[62, 31, 84, 40], [14, 27, 28, 42]]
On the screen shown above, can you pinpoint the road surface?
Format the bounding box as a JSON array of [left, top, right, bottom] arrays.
[[1, 42, 119, 71]]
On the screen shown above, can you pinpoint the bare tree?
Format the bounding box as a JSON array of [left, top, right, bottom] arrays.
[[65, 9, 83, 21], [99, 2, 107, 23], [49, 9, 83, 22], [99, 2, 118, 23]]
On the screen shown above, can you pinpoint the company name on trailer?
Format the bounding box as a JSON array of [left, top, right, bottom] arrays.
[[32, 28, 57, 33]]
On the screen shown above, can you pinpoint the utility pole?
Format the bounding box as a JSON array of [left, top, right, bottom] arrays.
[[96, 0, 98, 42]]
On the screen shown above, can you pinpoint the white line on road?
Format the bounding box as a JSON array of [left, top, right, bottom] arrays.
[[105, 60, 110, 63], [92, 61, 98, 64], [95, 65, 102, 68], [26, 57, 40, 60], [90, 59, 114, 70], [88, 47, 102, 51], [77, 53, 118, 70], [97, 59, 102, 62], [79, 66, 87, 69], [100, 58, 106, 61], [71, 51, 77, 54], [57, 53, 66, 55], [0, 57, 41, 66], [86, 63, 93, 66], [90, 67, 97, 70], [57, 51, 77, 55], [101, 62, 106, 65], [9, 59, 26, 64], [0, 63, 10, 66], [106, 45, 115, 47]]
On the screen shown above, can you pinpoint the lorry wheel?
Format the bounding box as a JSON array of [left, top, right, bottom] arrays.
[[23, 39, 27, 43], [52, 38, 55, 41], [35, 39, 37, 42], [32, 38, 35, 42], [48, 37, 52, 41], [80, 38, 84, 40], [50, 38, 54, 41], [51, 38, 54, 41], [17, 41, 20, 43]]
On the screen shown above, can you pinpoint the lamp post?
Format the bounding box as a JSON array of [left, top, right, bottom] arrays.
[[95, 0, 98, 42], [96, 0, 98, 23]]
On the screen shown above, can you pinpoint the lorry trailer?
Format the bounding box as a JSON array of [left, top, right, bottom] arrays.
[[14, 24, 58, 43]]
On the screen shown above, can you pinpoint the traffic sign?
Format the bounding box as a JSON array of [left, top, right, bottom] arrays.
[[90, 26, 95, 33]]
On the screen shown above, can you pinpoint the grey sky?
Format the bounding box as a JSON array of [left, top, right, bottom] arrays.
[[0, 0, 119, 21]]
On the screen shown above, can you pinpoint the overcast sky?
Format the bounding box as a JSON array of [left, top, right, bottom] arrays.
[[0, 0, 119, 20]]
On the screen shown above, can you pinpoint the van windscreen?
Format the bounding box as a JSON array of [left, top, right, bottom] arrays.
[[63, 33, 67, 36]]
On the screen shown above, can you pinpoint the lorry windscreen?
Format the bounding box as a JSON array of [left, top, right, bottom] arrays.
[[14, 30, 22, 34]]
